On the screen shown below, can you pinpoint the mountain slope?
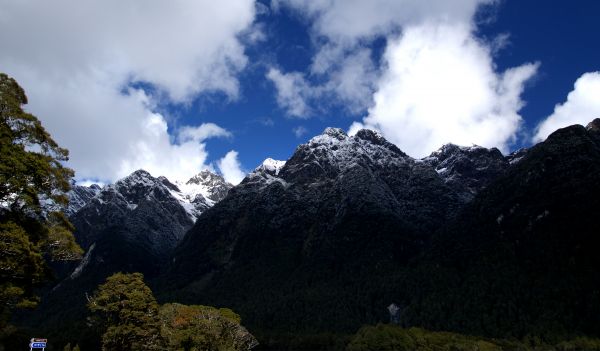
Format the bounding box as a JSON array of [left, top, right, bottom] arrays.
[[166, 128, 461, 333], [422, 143, 509, 202], [22, 169, 232, 344], [401, 120, 600, 338], [165, 122, 600, 341]]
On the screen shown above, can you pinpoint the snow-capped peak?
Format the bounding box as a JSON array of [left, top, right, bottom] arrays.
[[290, 127, 410, 176], [57, 169, 232, 223], [175, 170, 232, 205], [256, 158, 286, 176]]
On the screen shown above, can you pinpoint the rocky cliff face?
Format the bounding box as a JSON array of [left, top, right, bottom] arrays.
[[70, 170, 195, 256], [422, 143, 509, 202], [66, 169, 231, 252]]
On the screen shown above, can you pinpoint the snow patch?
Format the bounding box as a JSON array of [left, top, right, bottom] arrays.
[[261, 158, 286, 175]]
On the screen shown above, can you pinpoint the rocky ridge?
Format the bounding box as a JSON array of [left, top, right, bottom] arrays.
[[422, 143, 509, 202]]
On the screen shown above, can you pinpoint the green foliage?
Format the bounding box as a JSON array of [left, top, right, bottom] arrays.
[[0, 221, 45, 332], [88, 273, 163, 350], [45, 212, 83, 261], [0, 73, 82, 339], [89, 273, 257, 351], [63, 343, 81, 351], [159, 303, 258, 351], [346, 324, 600, 351], [0, 73, 73, 213], [555, 337, 600, 351]]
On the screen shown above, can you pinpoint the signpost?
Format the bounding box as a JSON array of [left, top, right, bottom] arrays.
[[29, 338, 47, 351]]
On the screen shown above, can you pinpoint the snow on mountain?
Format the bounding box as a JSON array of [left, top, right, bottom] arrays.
[[37, 182, 101, 217], [62, 169, 232, 223], [422, 143, 509, 202], [279, 127, 412, 181], [506, 148, 528, 165], [177, 170, 232, 203], [257, 158, 286, 176]]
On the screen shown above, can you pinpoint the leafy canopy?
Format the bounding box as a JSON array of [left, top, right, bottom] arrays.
[[0, 73, 73, 213], [88, 273, 258, 351], [88, 273, 163, 351], [0, 72, 82, 335]]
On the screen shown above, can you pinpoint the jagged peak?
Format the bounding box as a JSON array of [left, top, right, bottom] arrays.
[[586, 118, 600, 132], [354, 129, 405, 156], [354, 128, 384, 143], [186, 169, 227, 185], [431, 143, 487, 155], [322, 127, 348, 139], [116, 169, 157, 187]]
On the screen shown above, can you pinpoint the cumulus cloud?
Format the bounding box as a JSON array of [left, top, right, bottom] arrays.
[[267, 49, 376, 118], [272, 0, 539, 156], [269, 0, 494, 117], [0, 0, 255, 182], [534, 72, 600, 141], [275, 0, 490, 42], [267, 68, 313, 118], [353, 23, 538, 157], [217, 151, 246, 185], [178, 123, 232, 143]]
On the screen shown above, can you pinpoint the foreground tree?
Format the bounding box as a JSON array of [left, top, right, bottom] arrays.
[[0, 73, 82, 336], [87, 273, 163, 350], [89, 273, 258, 350], [159, 303, 258, 351]]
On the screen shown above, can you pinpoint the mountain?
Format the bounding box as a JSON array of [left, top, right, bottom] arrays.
[[63, 183, 102, 216], [400, 120, 600, 339], [164, 122, 600, 342], [422, 143, 509, 202], [68, 169, 232, 255], [174, 169, 233, 219], [38, 182, 101, 217], [166, 127, 463, 333], [21, 121, 600, 348], [22, 169, 232, 342]]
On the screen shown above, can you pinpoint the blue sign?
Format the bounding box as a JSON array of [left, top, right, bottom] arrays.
[[30, 342, 46, 348]]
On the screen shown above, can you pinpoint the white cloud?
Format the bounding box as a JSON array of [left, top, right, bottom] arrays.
[[272, 0, 539, 156], [534, 72, 600, 142], [217, 151, 246, 185], [292, 126, 309, 138], [275, 0, 490, 42], [267, 68, 313, 118], [178, 123, 232, 143], [355, 23, 537, 157], [0, 0, 255, 182], [267, 49, 376, 117], [269, 0, 495, 117]]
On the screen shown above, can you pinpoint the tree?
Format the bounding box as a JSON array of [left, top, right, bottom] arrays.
[[0, 72, 73, 214], [0, 73, 82, 335], [63, 343, 81, 351], [88, 272, 259, 351], [159, 303, 258, 351], [87, 273, 163, 351]]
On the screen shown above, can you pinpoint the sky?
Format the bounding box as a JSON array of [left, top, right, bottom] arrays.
[[1, 0, 599, 185]]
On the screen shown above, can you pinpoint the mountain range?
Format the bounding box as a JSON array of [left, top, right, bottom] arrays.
[[27, 119, 600, 347]]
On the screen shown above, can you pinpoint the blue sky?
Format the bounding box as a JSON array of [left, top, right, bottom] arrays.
[[1, 0, 599, 184]]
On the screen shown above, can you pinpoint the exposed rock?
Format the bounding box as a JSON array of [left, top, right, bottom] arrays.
[[422, 143, 508, 202]]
